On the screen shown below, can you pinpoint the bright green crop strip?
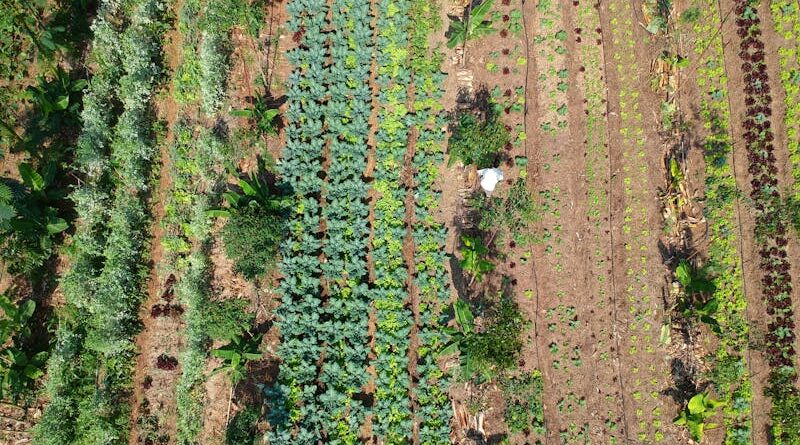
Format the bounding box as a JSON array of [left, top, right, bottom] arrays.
[[770, 0, 800, 231], [34, 0, 169, 443], [687, 2, 753, 443], [372, 0, 414, 442], [168, 125, 227, 445], [408, 0, 451, 443]]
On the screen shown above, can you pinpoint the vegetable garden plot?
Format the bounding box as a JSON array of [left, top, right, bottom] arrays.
[[5, 0, 800, 442]]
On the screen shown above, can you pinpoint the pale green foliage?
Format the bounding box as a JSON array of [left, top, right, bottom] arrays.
[[674, 392, 725, 441], [459, 234, 494, 283], [199, 31, 228, 113]]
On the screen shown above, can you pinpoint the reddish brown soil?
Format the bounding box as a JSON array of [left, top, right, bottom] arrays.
[[128, 5, 184, 442]]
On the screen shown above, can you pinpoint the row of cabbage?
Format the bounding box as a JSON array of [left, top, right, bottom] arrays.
[[34, 0, 169, 443], [317, 0, 374, 441], [266, 0, 329, 441]]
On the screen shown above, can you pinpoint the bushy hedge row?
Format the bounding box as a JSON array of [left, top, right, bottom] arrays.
[[34, 0, 168, 442]]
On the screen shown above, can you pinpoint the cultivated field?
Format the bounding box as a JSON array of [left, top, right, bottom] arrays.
[[0, 0, 799, 444]]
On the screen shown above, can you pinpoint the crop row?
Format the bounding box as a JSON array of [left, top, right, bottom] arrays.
[[733, 1, 800, 442], [266, 0, 329, 441], [34, 0, 168, 443], [268, 0, 452, 441], [686, 1, 753, 442], [407, 0, 452, 442], [575, 0, 627, 442], [168, 125, 228, 444], [371, 0, 414, 441], [607, 0, 671, 441], [769, 0, 800, 231], [33, 1, 124, 442], [173, 0, 237, 112], [316, 0, 374, 441]]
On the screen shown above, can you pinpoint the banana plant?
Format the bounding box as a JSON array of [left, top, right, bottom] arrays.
[[211, 333, 263, 426], [207, 169, 287, 219], [211, 333, 264, 386], [26, 68, 86, 123], [674, 392, 725, 442], [1, 162, 68, 276], [675, 260, 720, 333], [460, 234, 494, 285], [231, 97, 281, 137], [447, 0, 497, 59], [0, 295, 47, 401], [439, 300, 481, 377], [0, 294, 35, 342]]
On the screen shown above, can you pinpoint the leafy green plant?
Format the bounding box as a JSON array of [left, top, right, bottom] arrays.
[[213, 169, 287, 280], [226, 404, 261, 445], [501, 370, 545, 435], [212, 333, 263, 386], [447, 0, 497, 49], [0, 295, 47, 401], [232, 98, 281, 137], [448, 111, 511, 168], [675, 260, 721, 333], [674, 392, 725, 441], [0, 162, 68, 276], [203, 298, 254, 341], [459, 234, 494, 284], [441, 296, 526, 379], [212, 333, 263, 426]]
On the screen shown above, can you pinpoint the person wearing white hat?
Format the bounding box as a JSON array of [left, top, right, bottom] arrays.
[[477, 167, 504, 196]]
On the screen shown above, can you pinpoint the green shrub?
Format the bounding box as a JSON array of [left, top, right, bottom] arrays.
[[221, 203, 284, 280], [465, 295, 526, 371], [226, 404, 261, 445], [447, 111, 510, 168], [203, 298, 253, 341]]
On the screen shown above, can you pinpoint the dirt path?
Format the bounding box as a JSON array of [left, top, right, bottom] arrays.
[[128, 5, 184, 443]]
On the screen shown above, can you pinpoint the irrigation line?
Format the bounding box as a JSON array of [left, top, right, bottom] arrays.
[[594, 0, 634, 442], [517, 5, 554, 444]]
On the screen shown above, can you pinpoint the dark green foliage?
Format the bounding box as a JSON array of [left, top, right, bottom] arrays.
[[217, 168, 287, 281], [676, 260, 721, 333], [466, 296, 525, 371], [442, 295, 526, 379], [681, 6, 701, 23], [0, 161, 69, 277], [447, 111, 510, 168], [221, 204, 284, 281], [226, 404, 261, 445], [211, 333, 263, 386], [0, 295, 48, 401], [203, 298, 253, 341], [472, 178, 541, 246]]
